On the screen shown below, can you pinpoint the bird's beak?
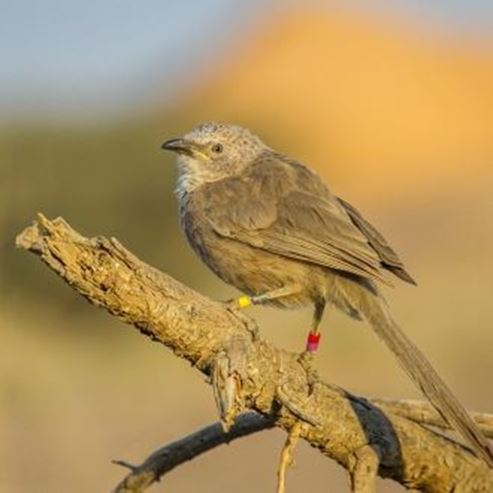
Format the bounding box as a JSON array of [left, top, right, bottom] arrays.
[[161, 138, 196, 157]]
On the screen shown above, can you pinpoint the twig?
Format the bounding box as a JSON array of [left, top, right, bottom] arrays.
[[16, 215, 493, 492], [277, 422, 302, 493], [350, 445, 380, 493], [113, 412, 273, 493]]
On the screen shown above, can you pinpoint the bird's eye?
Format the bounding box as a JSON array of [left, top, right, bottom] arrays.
[[211, 143, 223, 154]]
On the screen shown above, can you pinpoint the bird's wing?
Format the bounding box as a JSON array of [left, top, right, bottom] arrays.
[[336, 197, 416, 285], [195, 154, 393, 284]]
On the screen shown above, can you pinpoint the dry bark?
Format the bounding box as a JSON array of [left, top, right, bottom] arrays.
[[374, 399, 493, 439], [16, 214, 493, 492]]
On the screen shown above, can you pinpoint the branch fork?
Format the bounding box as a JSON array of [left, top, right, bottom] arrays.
[[16, 215, 493, 492]]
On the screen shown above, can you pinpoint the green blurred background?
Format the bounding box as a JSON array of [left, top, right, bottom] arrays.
[[1, 2, 492, 491]]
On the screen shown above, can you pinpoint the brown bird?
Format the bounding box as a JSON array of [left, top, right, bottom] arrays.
[[162, 121, 493, 467]]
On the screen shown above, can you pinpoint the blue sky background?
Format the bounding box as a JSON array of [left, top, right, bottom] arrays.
[[1, 0, 491, 119]]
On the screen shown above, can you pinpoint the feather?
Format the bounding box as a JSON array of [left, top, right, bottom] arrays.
[[193, 151, 413, 286]]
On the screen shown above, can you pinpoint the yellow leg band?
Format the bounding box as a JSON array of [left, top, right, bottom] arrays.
[[237, 295, 252, 309]]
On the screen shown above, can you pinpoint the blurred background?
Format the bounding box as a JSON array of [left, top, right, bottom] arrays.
[[1, 1, 492, 491]]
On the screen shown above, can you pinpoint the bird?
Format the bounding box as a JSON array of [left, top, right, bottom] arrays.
[[162, 121, 493, 468]]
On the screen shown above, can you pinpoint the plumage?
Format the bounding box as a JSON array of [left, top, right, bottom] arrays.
[[190, 151, 411, 286], [336, 197, 417, 285], [162, 122, 493, 468]]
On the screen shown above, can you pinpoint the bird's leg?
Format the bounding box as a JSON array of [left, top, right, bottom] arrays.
[[298, 300, 326, 392], [225, 286, 301, 341], [305, 300, 325, 353], [233, 285, 302, 309]]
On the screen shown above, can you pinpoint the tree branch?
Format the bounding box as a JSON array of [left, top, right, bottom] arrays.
[[113, 412, 273, 493], [276, 421, 302, 493], [350, 445, 380, 493], [16, 215, 493, 492], [112, 403, 493, 493], [374, 398, 493, 439]]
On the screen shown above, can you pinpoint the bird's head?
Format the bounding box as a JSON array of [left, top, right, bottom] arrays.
[[162, 122, 267, 189]]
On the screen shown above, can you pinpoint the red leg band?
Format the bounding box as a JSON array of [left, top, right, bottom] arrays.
[[306, 331, 321, 353]]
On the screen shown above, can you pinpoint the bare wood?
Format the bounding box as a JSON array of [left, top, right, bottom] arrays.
[[276, 422, 302, 493], [113, 412, 273, 493], [16, 215, 493, 492]]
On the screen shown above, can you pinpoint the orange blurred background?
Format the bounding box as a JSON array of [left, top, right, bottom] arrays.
[[1, 3, 492, 492]]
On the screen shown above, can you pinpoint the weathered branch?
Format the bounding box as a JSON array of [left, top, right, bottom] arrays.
[[113, 412, 273, 493], [112, 403, 493, 493], [276, 422, 302, 493], [16, 215, 493, 492], [350, 445, 380, 493], [374, 398, 493, 439]]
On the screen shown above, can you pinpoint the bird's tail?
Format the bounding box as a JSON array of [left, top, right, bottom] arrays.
[[341, 279, 493, 468]]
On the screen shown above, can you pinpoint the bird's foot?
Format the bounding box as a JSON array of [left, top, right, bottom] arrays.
[[297, 350, 320, 395], [297, 330, 322, 394], [223, 297, 259, 341]]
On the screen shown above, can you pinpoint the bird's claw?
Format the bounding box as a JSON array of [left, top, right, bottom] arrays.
[[297, 351, 320, 395], [223, 299, 259, 341]]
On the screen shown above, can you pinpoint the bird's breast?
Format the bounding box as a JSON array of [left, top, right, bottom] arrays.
[[178, 196, 326, 307]]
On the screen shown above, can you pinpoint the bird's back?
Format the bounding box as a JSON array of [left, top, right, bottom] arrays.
[[179, 150, 414, 296]]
